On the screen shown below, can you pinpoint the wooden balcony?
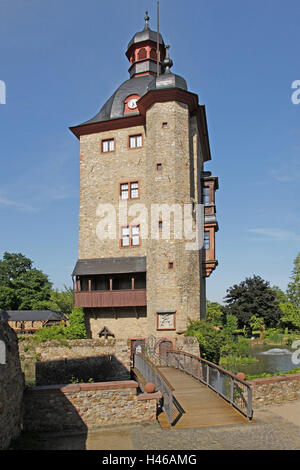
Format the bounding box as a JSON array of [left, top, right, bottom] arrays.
[[74, 289, 147, 308]]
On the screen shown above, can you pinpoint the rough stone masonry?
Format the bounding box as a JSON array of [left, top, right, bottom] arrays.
[[0, 321, 24, 449]]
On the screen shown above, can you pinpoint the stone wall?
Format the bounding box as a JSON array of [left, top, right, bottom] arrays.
[[0, 322, 24, 449], [249, 374, 300, 408], [23, 380, 158, 432], [19, 338, 131, 386], [19, 336, 199, 386]]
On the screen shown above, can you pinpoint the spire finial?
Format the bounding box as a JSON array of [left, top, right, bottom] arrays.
[[144, 11, 150, 30], [163, 44, 173, 74]]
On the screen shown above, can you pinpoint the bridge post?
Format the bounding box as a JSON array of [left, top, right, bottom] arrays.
[[230, 378, 234, 405], [0, 340, 6, 364], [217, 370, 221, 394]]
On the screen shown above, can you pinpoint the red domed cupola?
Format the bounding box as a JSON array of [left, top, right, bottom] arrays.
[[126, 12, 166, 78]]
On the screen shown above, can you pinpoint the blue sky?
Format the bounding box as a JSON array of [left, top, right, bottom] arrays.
[[0, 0, 299, 304]]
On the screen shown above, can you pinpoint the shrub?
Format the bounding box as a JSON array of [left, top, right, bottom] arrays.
[[65, 307, 87, 339], [32, 307, 86, 342], [185, 320, 225, 364]]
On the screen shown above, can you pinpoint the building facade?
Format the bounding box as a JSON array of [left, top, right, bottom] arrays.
[[70, 15, 219, 355]]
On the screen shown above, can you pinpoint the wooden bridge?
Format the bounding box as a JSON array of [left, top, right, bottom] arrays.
[[133, 351, 253, 429]]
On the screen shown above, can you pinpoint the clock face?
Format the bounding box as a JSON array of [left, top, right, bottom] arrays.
[[157, 313, 175, 330], [128, 98, 138, 109]]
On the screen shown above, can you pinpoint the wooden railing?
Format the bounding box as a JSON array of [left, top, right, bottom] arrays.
[[74, 289, 147, 308], [133, 353, 184, 426]]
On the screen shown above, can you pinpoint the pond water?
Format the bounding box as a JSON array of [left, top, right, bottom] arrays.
[[230, 343, 296, 377]]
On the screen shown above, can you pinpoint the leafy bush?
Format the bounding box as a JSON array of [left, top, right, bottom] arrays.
[[33, 325, 68, 344], [185, 320, 225, 364], [33, 307, 86, 343], [263, 328, 284, 345]]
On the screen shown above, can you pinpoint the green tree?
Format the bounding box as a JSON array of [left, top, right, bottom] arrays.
[[206, 300, 224, 326], [272, 285, 289, 304], [0, 252, 52, 310], [13, 269, 52, 310], [250, 315, 265, 337], [48, 286, 73, 317], [185, 320, 225, 364], [287, 253, 300, 308], [65, 307, 87, 339], [224, 275, 281, 330], [0, 286, 17, 310], [279, 302, 300, 330], [223, 314, 238, 338], [0, 252, 32, 286]]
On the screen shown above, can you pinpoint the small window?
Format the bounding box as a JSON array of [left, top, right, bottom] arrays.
[[129, 135, 143, 149], [203, 187, 210, 206], [168, 262, 174, 269], [131, 225, 140, 246], [120, 181, 139, 200], [121, 225, 140, 247], [121, 226, 130, 247], [162, 122, 168, 128], [156, 163, 162, 171], [204, 231, 210, 250], [130, 181, 139, 199], [102, 138, 115, 153], [159, 220, 163, 229], [120, 183, 129, 200]]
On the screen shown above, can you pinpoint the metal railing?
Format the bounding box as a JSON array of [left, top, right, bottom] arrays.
[[133, 353, 184, 426], [164, 350, 253, 420]]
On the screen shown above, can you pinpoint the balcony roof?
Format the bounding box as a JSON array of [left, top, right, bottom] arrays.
[[72, 256, 146, 277]]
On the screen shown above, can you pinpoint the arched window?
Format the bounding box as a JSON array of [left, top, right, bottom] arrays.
[[138, 48, 147, 60], [150, 48, 157, 60]]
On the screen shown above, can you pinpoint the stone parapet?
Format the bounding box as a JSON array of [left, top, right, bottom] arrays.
[[23, 380, 157, 432], [249, 373, 300, 407]]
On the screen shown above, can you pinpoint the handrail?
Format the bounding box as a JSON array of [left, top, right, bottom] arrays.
[[133, 353, 184, 425], [165, 350, 253, 420], [171, 350, 251, 387], [140, 354, 175, 391]]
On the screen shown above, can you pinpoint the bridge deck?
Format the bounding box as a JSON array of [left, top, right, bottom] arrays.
[[159, 367, 248, 428]]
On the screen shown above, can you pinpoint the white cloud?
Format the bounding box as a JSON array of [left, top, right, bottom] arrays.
[[248, 228, 300, 241], [0, 196, 36, 212]]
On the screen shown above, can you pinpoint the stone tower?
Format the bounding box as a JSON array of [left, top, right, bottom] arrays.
[[70, 15, 219, 355]]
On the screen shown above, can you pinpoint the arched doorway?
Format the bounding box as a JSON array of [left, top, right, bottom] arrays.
[[158, 340, 173, 365]]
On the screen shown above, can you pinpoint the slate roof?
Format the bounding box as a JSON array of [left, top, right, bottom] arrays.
[[72, 256, 146, 276], [0, 310, 67, 322]]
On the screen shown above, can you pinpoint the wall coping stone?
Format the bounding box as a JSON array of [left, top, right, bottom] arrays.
[[137, 392, 162, 401], [26, 380, 139, 394], [248, 373, 300, 386]]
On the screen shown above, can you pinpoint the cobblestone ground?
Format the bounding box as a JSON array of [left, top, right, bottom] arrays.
[[12, 404, 300, 451]]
